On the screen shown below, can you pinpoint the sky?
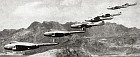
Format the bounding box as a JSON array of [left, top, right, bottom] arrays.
[[0, 0, 139, 30]]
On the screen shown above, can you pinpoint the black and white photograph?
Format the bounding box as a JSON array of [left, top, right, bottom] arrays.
[[0, 0, 139, 57]]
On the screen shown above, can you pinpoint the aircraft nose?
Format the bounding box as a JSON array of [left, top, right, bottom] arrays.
[[71, 25, 77, 27], [4, 45, 8, 48], [4, 46, 9, 50], [71, 25, 75, 27], [4, 45, 12, 50], [44, 32, 52, 36]]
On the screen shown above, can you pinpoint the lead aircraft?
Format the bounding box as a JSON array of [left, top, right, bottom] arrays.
[[122, 2, 137, 7], [4, 41, 58, 51], [107, 2, 137, 10]]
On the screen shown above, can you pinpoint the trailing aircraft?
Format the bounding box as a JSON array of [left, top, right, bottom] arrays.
[[85, 12, 121, 22], [98, 12, 121, 18], [85, 16, 113, 22], [4, 41, 58, 51], [107, 6, 126, 10], [71, 21, 105, 30], [44, 30, 85, 37]]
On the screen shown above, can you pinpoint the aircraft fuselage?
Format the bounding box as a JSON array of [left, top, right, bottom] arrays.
[[4, 45, 39, 51], [44, 30, 85, 37], [4, 42, 58, 51]]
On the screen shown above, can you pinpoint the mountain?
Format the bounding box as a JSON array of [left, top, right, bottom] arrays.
[[0, 21, 140, 56]]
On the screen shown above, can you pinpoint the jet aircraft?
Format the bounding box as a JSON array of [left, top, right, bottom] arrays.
[[107, 2, 137, 10], [98, 12, 121, 18], [85, 12, 121, 22], [44, 30, 85, 37], [71, 21, 104, 30], [85, 16, 113, 22], [122, 2, 137, 7], [4, 41, 58, 51], [107, 6, 126, 10]]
